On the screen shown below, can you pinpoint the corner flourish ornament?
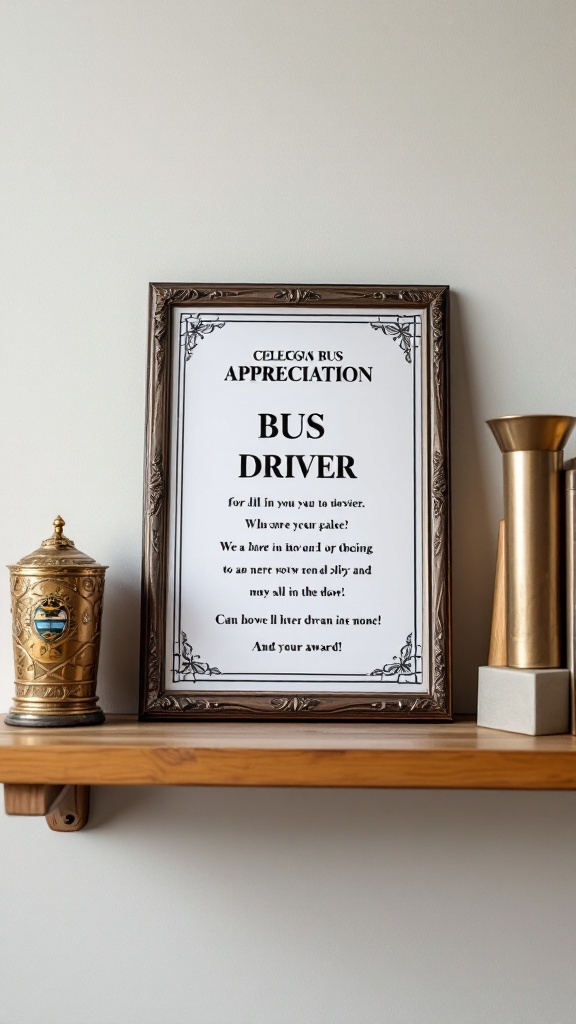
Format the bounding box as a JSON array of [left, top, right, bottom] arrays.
[[180, 314, 225, 360], [370, 319, 415, 363], [175, 631, 221, 682], [370, 634, 422, 683]]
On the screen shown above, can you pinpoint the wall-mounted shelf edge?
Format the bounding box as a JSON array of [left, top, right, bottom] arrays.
[[2, 716, 576, 829]]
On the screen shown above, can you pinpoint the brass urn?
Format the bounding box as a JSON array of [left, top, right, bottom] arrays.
[[6, 516, 107, 727]]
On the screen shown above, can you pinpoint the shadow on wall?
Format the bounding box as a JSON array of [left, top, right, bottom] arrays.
[[97, 571, 141, 714], [449, 292, 494, 713]]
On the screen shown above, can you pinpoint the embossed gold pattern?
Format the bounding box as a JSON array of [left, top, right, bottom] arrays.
[[6, 517, 107, 727]]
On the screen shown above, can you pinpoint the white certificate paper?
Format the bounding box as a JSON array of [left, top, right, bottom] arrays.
[[165, 307, 425, 694]]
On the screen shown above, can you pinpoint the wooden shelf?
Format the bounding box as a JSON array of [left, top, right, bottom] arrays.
[[2, 715, 576, 791]]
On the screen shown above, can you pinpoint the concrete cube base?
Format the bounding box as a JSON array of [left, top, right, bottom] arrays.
[[477, 666, 570, 736]]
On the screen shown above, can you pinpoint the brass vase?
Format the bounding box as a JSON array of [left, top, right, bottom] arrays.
[[6, 516, 107, 727], [567, 464, 576, 733], [488, 415, 576, 669]]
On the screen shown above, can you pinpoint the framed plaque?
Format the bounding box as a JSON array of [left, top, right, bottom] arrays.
[[139, 284, 451, 719]]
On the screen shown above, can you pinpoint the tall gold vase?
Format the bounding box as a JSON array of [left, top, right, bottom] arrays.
[[488, 415, 576, 669]]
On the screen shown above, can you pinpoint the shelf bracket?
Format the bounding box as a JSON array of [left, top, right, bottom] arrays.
[[4, 784, 90, 831]]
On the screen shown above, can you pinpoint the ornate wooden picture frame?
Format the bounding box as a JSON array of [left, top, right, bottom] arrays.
[[139, 284, 451, 720]]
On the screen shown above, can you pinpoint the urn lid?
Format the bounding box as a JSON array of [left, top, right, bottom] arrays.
[[11, 516, 106, 570]]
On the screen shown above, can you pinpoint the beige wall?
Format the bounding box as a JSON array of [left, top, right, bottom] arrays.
[[1, 2, 576, 1021]]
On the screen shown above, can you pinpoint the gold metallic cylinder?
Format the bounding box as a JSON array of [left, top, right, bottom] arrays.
[[566, 465, 576, 733], [488, 415, 576, 669], [6, 517, 107, 727]]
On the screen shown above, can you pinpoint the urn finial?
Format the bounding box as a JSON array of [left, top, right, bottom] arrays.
[[41, 515, 74, 550]]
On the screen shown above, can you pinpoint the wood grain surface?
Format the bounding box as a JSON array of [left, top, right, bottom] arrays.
[[1, 716, 576, 789], [4, 783, 66, 815]]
